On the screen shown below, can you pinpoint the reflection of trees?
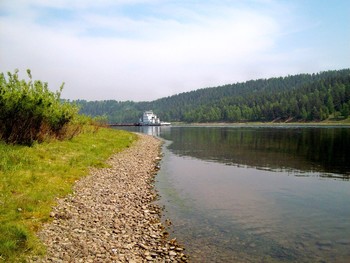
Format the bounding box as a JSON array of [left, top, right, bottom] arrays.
[[161, 127, 350, 177]]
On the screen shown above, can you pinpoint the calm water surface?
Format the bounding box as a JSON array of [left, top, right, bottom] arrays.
[[119, 126, 350, 262]]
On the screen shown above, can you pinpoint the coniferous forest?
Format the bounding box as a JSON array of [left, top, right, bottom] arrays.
[[75, 69, 350, 123]]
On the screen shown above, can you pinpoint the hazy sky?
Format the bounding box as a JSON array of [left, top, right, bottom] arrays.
[[1, 0, 349, 101]]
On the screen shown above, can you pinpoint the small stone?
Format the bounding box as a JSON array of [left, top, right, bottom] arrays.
[[169, 251, 177, 256], [139, 243, 149, 250]]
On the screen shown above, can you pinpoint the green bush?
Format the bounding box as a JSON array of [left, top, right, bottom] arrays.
[[0, 69, 79, 145]]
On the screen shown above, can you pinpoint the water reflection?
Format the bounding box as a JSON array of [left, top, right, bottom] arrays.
[[117, 126, 350, 261], [115, 125, 169, 137], [156, 128, 350, 262], [139, 126, 161, 136], [160, 127, 350, 178]]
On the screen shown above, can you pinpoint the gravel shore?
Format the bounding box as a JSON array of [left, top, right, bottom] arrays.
[[32, 133, 187, 262]]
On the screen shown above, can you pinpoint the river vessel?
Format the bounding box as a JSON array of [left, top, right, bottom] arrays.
[[139, 111, 171, 126]]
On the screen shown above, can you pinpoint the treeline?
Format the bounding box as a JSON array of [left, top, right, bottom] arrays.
[[76, 69, 350, 123]]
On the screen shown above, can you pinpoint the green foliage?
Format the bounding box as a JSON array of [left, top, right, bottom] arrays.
[[76, 69, 350, 123], [0, 128, 137, 261], [0, 69, 79, 145]]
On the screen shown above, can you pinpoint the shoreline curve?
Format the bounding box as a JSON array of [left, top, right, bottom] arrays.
[[31, 133, 188, 262]]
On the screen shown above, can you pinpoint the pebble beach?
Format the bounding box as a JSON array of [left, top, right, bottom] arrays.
[[31, 133, 187, 262]]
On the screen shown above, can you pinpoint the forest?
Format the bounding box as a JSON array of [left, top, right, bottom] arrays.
[[75, 69, 350, 123]]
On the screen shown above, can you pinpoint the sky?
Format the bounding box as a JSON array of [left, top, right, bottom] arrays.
[[0, 0, 349, 101]]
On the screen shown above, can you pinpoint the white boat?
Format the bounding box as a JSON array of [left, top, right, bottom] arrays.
[[139, 111, 171, 126]]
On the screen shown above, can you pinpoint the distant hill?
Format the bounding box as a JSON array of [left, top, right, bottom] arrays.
[[75, 69, 350, 123]]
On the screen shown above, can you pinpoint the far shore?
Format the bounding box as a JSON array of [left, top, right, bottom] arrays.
[[170, 120, 350, 127]]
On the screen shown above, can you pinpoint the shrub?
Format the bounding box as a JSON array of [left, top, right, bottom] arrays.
[[0, 69, 79, 145]]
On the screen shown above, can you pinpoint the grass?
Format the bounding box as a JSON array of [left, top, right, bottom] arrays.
[[0, 126, 137, 262]]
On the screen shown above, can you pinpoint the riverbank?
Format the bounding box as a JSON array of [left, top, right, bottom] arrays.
[[0, 127, 137, 262], [30, 133, 187, 262]]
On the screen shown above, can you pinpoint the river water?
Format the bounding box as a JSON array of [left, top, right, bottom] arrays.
[[118, 125, 350, 262]]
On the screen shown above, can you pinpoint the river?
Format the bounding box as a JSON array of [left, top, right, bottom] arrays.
[[117, 125, 350, 262]]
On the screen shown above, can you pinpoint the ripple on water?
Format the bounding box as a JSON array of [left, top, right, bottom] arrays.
[[336, 239, 350, 245]]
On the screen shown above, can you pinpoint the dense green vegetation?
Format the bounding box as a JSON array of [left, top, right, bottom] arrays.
[[76, 69, 350, 123], [0, 69, 137, 261], [0, 70, 80, 145]]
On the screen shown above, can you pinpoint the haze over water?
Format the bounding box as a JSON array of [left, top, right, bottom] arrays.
[[120, 126, 350, 262]]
